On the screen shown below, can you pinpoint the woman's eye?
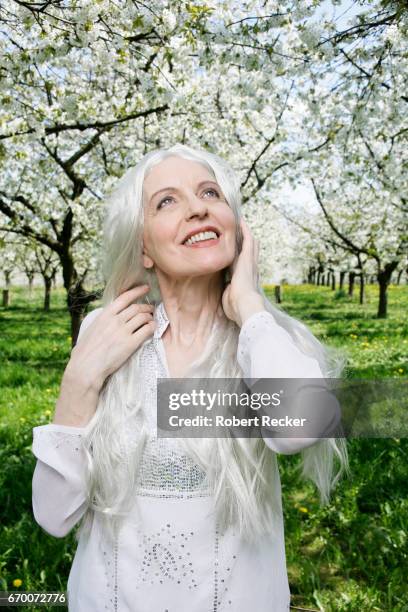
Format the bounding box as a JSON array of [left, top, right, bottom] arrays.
[[157, 188, 220, 209], [157, 196, 174, 209], [203, 188, 220, 198]]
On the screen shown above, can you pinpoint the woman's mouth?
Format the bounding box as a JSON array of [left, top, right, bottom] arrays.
[[182, 230, 221, 248]]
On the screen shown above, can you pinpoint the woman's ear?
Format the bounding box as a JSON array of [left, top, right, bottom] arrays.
[[143, 253, 154, 269], [142, 240, 154, 269]]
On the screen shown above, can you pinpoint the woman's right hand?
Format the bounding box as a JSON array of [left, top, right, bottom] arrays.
[[66, 285, 155, 393]]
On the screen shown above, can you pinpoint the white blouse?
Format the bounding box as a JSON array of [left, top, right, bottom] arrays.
[[31, 302, 330, 612]]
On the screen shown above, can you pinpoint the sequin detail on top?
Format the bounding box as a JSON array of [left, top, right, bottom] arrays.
[[100, 524, 120, 612], [132, 523, 199, 590], [134, 437, 211, 499], [212, 521, 238, 610], [132, 303, 211, 500]]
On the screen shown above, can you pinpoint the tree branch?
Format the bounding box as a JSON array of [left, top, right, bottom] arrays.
[[0, 196, 60, 251], [311, 179, 376, 261], [0, 104, 169, 141]]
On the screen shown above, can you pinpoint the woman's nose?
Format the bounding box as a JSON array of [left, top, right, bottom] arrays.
[[185, 194, 208, 219]]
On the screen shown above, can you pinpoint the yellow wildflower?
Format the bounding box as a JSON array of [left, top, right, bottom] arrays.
[[44, 410, 52, 417], [12, 579, 22, 587], [298, 506, 309, 514], [398, 368, 403, 374]]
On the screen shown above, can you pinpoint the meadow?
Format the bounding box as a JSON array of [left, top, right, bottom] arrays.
[[0, 284, 407, 611]]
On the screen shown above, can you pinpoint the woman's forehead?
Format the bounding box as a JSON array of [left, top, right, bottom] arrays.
[[142, 159, 219, 209], [143, 157, 215, 192]]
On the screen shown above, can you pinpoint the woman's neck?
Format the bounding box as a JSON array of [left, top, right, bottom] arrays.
[[157, 274, 226, 349]]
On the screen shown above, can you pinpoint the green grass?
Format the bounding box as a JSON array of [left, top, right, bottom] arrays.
[[264, 284, 408, 611], [0, 284, 407, 611]]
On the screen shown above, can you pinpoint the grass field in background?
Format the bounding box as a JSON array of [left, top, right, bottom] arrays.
[[265, 284, 407, 611], [0, 284, 407, 611]]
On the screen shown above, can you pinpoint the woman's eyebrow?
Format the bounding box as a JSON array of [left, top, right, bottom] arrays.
[[149, 180, 221, 204]]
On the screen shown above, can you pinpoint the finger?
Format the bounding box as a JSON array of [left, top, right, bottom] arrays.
[[245, 221, 258, 258], [127, 311, 155, 333], [255, 239, 260, 261], [119, 302, 154, 323], [130, 318, 156, 343], [110, 285, 150, 315], [253, 239, 260, 284], [240, 218, 254, 252]]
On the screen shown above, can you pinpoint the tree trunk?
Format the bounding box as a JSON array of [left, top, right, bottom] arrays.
[[60, 247, 90, 347], [377, 262, 399, 318], [44, 277, 52, 311], [359, 274, 365, 305], [66, 280, 101, 347], [274, 285, 282, 304], [27, 274, 34, 297], [348, 272, 355, 297], [331, 272, 336, 291], [378, 277, 388, 318], [2, 289, 9, 307], [339, 271, 345, 290], [68, 283, 86, 347], [316, 271, 321, 286], [326, 273, 331, 287], [397, 269, 403, 285]]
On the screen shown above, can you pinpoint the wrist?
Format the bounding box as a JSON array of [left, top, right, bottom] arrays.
[[64, 359, 105, 395], [236, 292, 265, 327], [53, 369, 101, 428]]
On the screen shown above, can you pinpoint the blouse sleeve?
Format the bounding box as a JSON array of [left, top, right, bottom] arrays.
[[237, 309, 341, 455], [32, 423, 91, 537], [31, 308, 102, 538]]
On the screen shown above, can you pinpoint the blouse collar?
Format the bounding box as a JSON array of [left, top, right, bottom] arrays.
[[153, 301, 170, 339], [153, 300, 227, 339]]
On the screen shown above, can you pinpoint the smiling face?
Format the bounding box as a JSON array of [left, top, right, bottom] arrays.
[[142, 156, 237, 280]]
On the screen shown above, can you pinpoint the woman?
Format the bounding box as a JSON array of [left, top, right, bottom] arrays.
[[32, 144, 348, 611]]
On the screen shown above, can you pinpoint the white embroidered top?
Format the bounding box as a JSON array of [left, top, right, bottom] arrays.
[[31, 302, 328, 612]]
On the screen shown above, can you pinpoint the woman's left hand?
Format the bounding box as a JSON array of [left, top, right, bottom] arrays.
[[221, 217, 265, 327]]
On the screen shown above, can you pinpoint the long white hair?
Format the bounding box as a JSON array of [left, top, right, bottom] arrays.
[[76, 144, 349, 545]]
